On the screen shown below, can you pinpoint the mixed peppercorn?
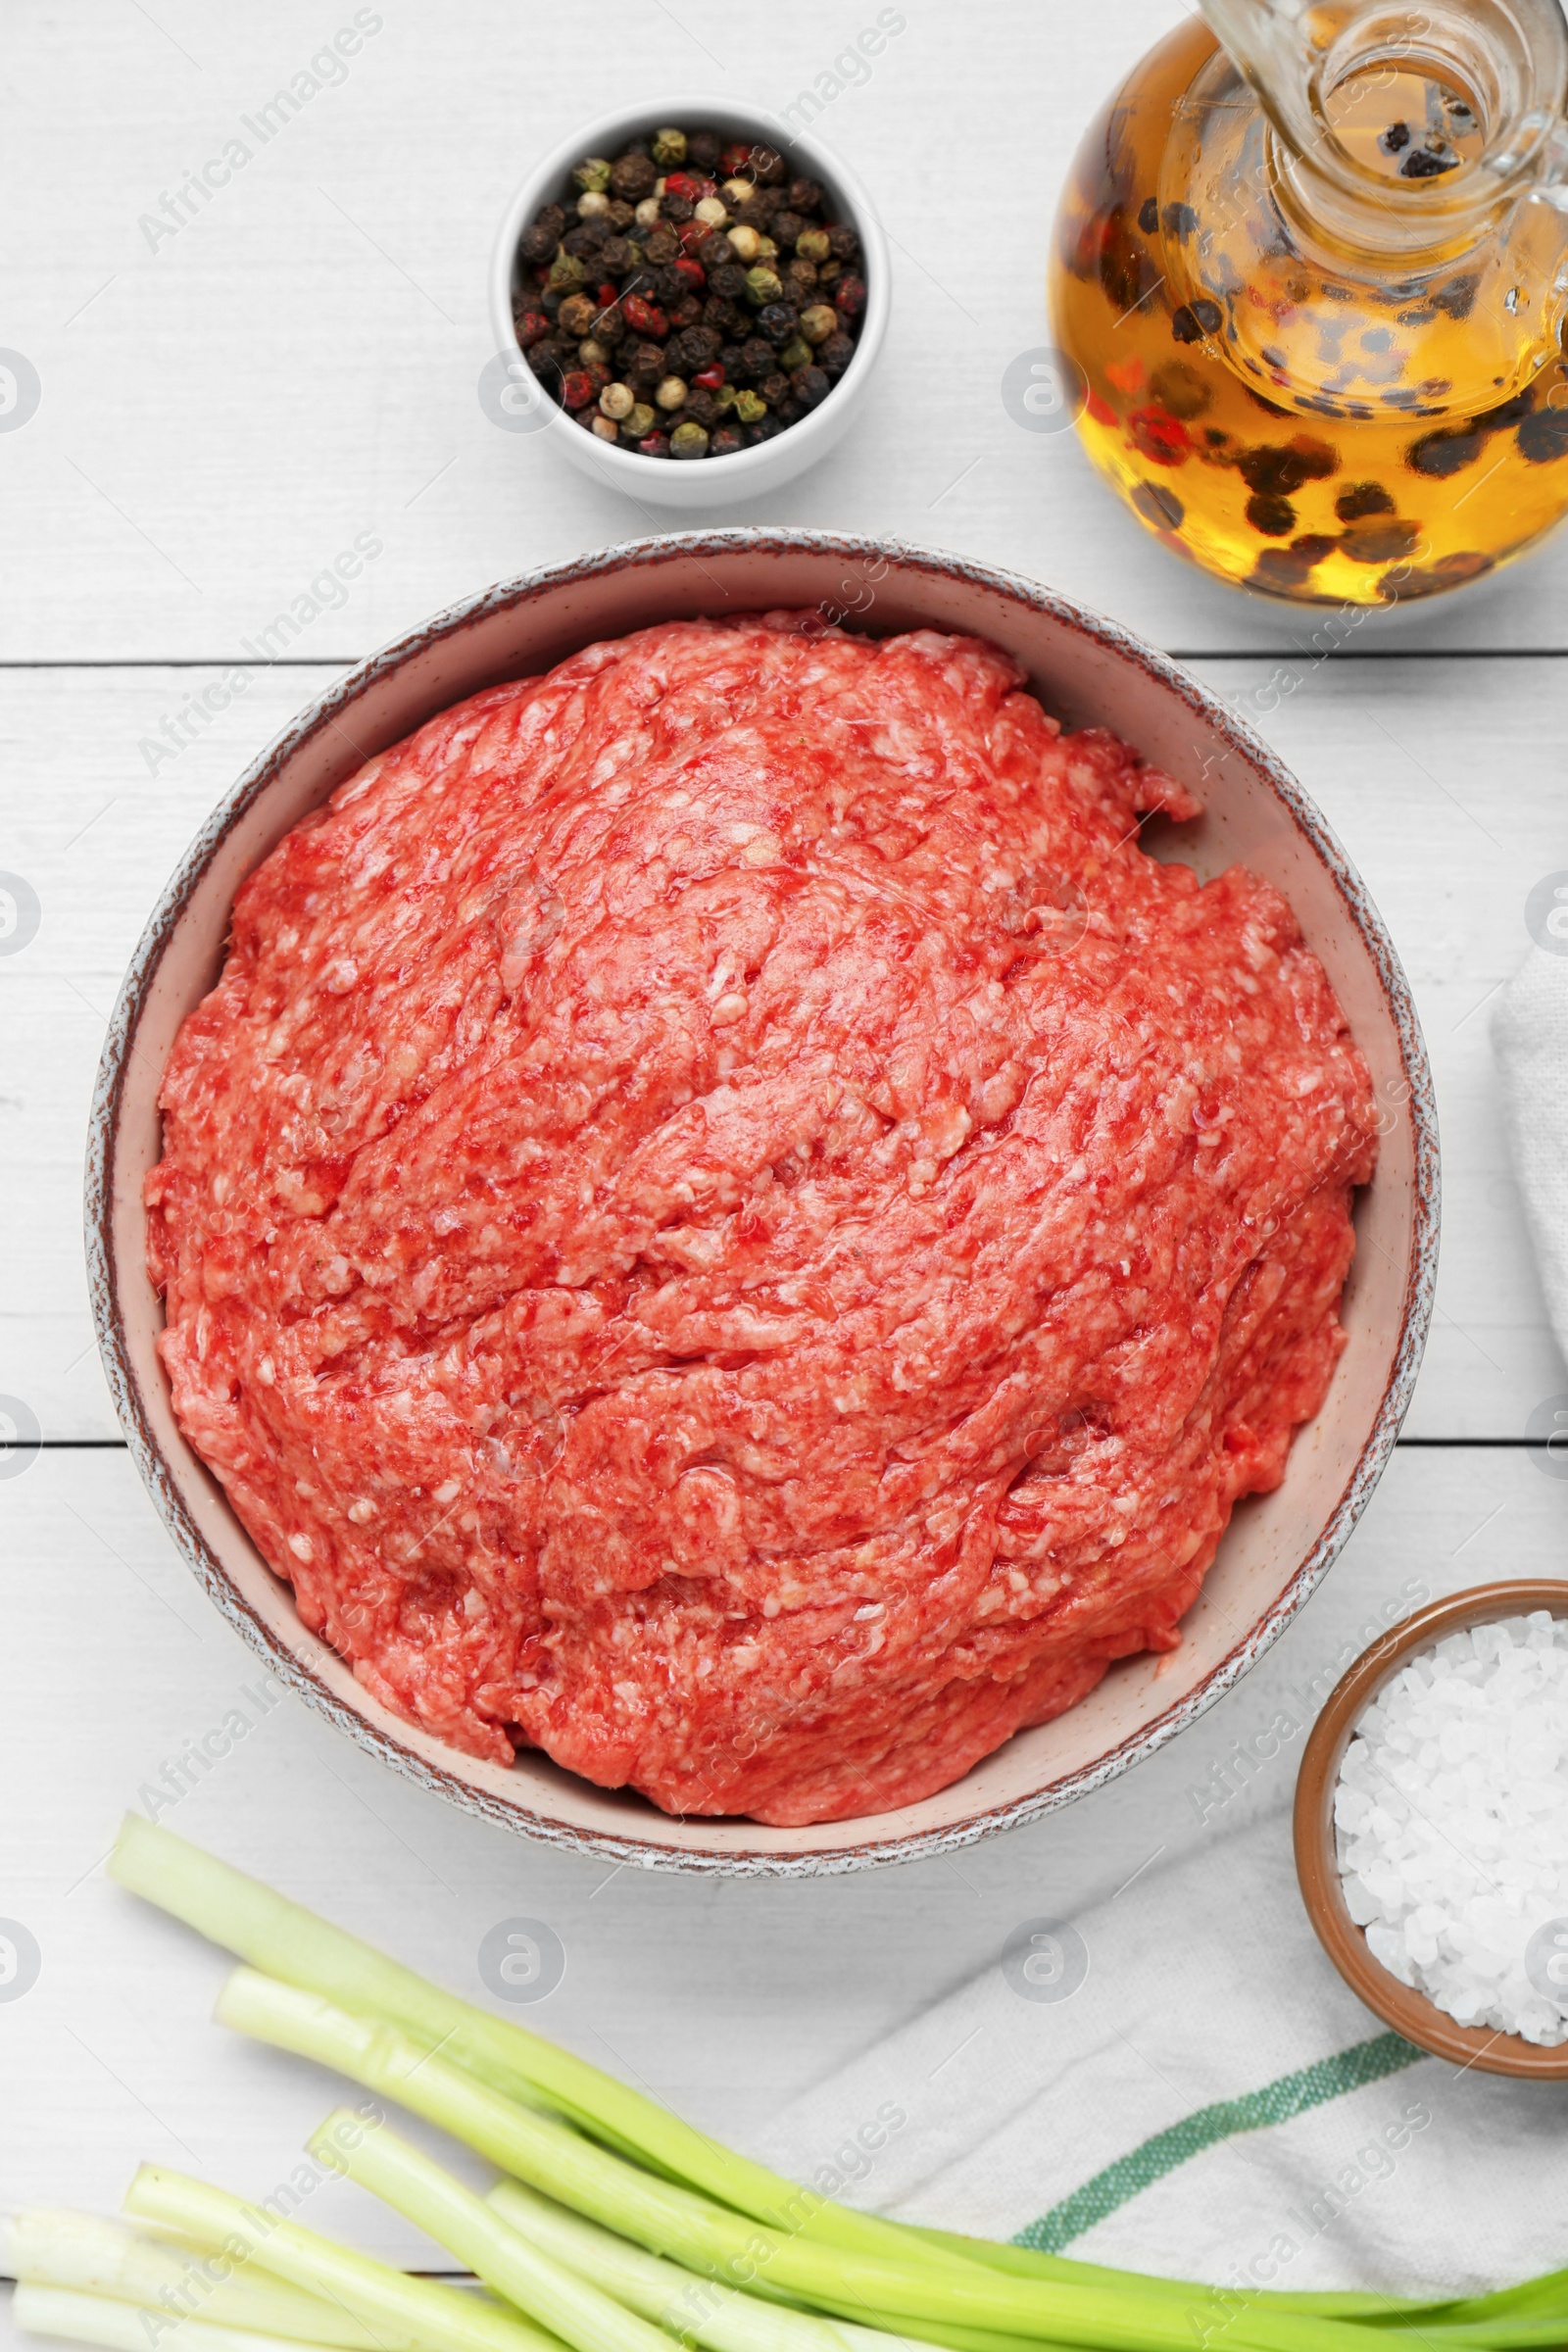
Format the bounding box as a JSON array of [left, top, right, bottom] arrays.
[[511, 125, 867, 460]]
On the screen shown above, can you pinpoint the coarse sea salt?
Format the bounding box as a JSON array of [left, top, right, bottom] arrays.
[[1335, 1610, 1568, 2045]]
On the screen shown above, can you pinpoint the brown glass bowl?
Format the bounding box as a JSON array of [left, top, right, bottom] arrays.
[[1295, 1579, 1568, 2080]]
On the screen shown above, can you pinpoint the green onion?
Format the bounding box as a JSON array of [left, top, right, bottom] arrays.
[[12, 2284, 341, 2352], [898, 2229, 1440, 2324], [211, 1972, 1438, 2352], [213, 1971, 801, 2293], [101, 1815, 1568, 2352], [484, 2178, 862, 2352], [307, 2109, 705, 2352], [111, 1818, 934, 2273], [122, 2164, 562, 2352], [1, 2212, 386, 2351]]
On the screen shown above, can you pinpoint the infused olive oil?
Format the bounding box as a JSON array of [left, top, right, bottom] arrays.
[[1050, 10, 1568, 603]]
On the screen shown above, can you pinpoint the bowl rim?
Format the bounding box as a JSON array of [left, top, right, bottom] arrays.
[[1294, 1579, 1568, 2079], [486, 92, 891, 490], [85, 526, 1441, 1876]]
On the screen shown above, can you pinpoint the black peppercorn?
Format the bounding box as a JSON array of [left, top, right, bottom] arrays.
[[1172, 299, 1225, 343], [599, 236, 632, 277], [664, 326, 703, 376], [782, 260, 817, 304], [816, 330, 855, 374], [1407, 426, 1484, 476], [610, 151, 658, 203], [518, 220, 560, 266], [643, 224, 679, 267], [771, 210, 807, 250], [625, 340, 666, 388], [710, 423, 744, 457], [663, 193, 695, 224], [687, 129, 721, 172], [757, 302, 799, 347], [669, 294, 703, 330], [825, 222, 858, 261], [685, 387, 720, 428], [788, 177, 823, 214], [1247, 492, 1297, 535], [738, 335, 774, 380], [759, 370, 790, 407], [562, 222, 605, 259], [790, 363, 830, 408], [711, 263, 750, 302], [1335, 480, 1396, 521], [605, 199, 635, 231]]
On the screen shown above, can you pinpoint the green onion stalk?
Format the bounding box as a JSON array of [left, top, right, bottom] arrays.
[[106, 1817, 1568, 2352], [1, 2211, 387, 2351], [122, 2164, 558, 2352]]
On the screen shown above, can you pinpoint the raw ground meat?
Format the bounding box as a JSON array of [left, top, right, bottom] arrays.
[[148, 613, 1378, 1826]]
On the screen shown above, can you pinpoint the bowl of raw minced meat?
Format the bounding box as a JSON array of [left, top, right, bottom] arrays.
[[87, 532, 1438, 1874]]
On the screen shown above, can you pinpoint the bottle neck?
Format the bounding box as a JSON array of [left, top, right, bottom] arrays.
[[1199, 0, 1568, 270]]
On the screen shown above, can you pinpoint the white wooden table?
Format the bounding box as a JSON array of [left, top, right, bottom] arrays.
[[5, 0, 1568, 2300]]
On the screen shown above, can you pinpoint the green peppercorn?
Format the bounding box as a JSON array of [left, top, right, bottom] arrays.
[[745, 266, 783, 306], [714, 382, 738, 410], [796, 226, 831, 264], [549, 249, 587, 290], [622, 401, 657, 439], [778, 335, 812, 370], [572, 157, 612, 194], [670, 419, 710, 458], [734, 388, 766, 423], [799, 303, 838, 345], [652, 126, 688, 169]]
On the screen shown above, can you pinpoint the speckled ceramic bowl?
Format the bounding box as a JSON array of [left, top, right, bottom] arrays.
[[85, 531, 1439, 1876]]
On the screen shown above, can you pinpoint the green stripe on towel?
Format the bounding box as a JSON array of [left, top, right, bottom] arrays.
[[1013, 2030, 1428, 2255]]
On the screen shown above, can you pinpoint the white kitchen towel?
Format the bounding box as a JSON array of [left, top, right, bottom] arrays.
[[750, 1804, 1568, 2297], [1495, 940, 1568, 1363]]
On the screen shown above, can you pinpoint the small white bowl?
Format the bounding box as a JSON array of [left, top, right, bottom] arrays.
[[486, 96, 889, 508]]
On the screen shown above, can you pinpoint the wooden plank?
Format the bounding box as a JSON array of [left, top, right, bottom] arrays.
[[4, 0, 1568, 663], [0, 1441, 1559, 2267], [1, 655, 1560, 1442]]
